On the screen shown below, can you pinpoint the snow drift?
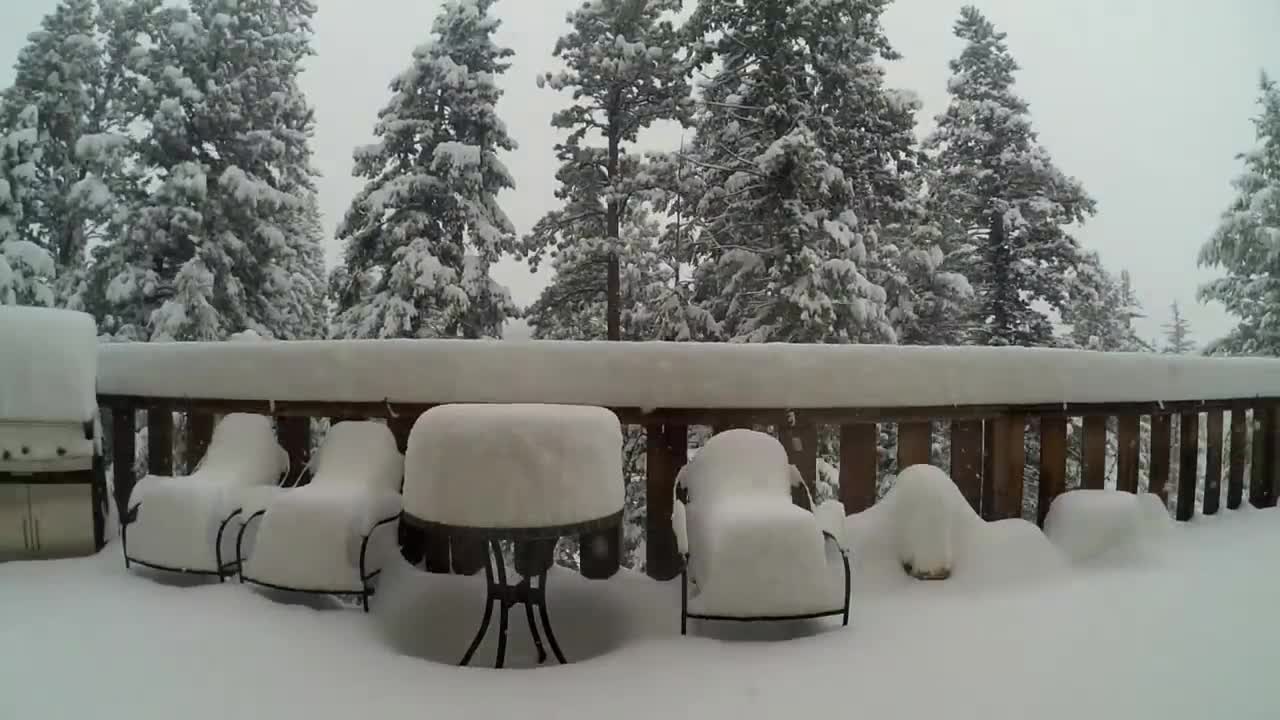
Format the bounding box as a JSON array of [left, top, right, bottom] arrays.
[[1043, 490, 1175, 565]]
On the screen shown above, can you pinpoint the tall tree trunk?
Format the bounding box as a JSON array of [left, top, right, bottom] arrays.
[[606, 128, 621, 341]]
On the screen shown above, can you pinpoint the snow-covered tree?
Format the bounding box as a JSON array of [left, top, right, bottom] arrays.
[[523, 0, 693, 341], [1, 0, 157, 307], [0, 104, 55, 306], [680, 0, 909, 343], [1061, 254, 1149, 352], [332, 0, 517, 339], [93, 0, 325, 341], [1198, 73, 1280, 356], [1162, 301, 1195, 355], [925, 6, 1095, 348]]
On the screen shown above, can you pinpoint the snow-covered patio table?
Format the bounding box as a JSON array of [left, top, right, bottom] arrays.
[[401, 403, 624, 668]]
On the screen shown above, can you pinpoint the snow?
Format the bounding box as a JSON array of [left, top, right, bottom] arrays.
[[403, 404, 623, 528], [0, 306, 98, 424], [1043, 490, 1175, 566], [126, 414, 286, 572], [0, 423, 94, 472], [5, 508, 1280, 719], [679, 429, 792, 504], [242, 422, 404, 591], [97, 340, 1280, 409]]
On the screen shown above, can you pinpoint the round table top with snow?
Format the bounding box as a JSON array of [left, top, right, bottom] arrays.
[[402, 403, 625, 532]]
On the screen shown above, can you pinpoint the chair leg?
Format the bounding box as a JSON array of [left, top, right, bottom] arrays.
[[361, 590, 370, 613], [680, 569, 689, 636]]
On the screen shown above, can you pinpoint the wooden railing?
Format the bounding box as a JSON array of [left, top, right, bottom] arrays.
[[95, 340, 1280, 580], [97, 392, 1280, 581]]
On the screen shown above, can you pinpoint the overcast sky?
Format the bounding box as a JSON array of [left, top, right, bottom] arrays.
[[3, 0, 1277, 346]]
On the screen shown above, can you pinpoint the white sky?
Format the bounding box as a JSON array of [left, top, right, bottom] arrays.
[[3, 0, 1278, 346]]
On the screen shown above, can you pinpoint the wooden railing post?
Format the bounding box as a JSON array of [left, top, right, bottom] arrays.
[[276, 416, 311, 486], [1148, 414, 1171, 502], [1081, 416, 1107, 490], [950, 421, 984, 514], [1175, 412, 1200, 521], [1252, 405, 1279, 509], [839, 423, 879, 514], [146, 405, 173, 477], [897, 421, 932, 470], [782, 418, 817, 509], [1228, 409, 1247, 509], [111, 407, 136, 519], [646, 423, 686, 580], [985, 414, 1025, 521], [1203, 411, 1223, 515], [1116, 414, 1140, 493], [1038, 416, 1067, 525], [185, 412, 214, 472]]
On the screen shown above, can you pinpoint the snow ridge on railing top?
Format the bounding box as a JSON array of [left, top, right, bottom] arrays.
[[95, 339, 1280, 410]]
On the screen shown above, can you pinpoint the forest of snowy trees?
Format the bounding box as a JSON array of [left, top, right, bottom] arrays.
[[1, 0, 1276, 567]]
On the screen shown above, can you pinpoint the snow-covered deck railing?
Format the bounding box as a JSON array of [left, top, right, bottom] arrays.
[[96, 340, 1280, 580]]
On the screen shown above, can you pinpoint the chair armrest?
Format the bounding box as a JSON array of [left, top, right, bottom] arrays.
[[815, 500, 848, 552], [672, 499, 689, 556], [357, 492, 403, 534]]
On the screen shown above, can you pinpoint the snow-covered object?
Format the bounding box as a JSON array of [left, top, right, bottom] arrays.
[[887, 465, 974, 579], [126, 414, 286, 573], [0, 423, 94, 472], [403, 404, 623, 529], [1043, 490, 1175, 565], [242, 422, 404, 591], [98, 339, 1280, 408], [680, 429, 792, 505], [0, 306, 97, 423]]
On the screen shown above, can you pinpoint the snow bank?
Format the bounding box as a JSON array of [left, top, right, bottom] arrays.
[[242, 422, 404, 591], [847, 465, 1067, 584], [0, 306, 97, 423], [1043, 490, 1175, 565], [403, 404, 623, 528], [97, 339, 1280, 408]]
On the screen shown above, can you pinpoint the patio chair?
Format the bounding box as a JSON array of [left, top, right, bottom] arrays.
[[237, 421, 403, 611], [671, 429, 850, 635], [122, 413, 287, 580]]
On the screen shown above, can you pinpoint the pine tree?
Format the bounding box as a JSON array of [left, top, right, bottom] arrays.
[[1062, 253, 1150, 352], [1162, 301, 1195, 354], [1, 0, 157, 307], [523, 0, 692, 341], [332, 0, 517, 340], [925, 6, 1095, 348], [93, 0, 324, 340], [681, 0, 909, 344], [0, 104, 55, 306], [1198, 73, 1280, 356]]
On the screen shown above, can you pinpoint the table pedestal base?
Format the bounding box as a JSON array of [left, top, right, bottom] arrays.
[[460, 540, 567, 668]]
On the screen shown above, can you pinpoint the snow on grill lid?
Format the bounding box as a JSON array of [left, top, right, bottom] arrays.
[[403, 404, 623, 529], [0, 306, 97, 423]]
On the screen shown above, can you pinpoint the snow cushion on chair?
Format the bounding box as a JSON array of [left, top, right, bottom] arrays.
[[241, 421, 404, 592], [126, 414, 286, 572], [404, 404, 623, 529], [682, 429, 793, 505]]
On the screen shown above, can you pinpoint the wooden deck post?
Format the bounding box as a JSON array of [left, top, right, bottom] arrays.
[[950, 421, 984, 514], [1148, 414, 1171, 502], [1116, 414, 1140, 493], [1175, 412, 1200, 521], [185, 412, 214, 473], [646, 424, 686, 580], [897, 421, 932, 470], [1228, 409, 1247, 509], [1038, 417, 1068, 526], [1203, 411, 1223, 515], [146, 406, 173, 477], [781, 419, 818, 509], [111, 407, 136, 520], [839, 424, 879, 514], [1252, 406, 1280, 509], [276, 416, 311, 486], [1081, 416, 1107, 490], [985, 414, 1025, 521]]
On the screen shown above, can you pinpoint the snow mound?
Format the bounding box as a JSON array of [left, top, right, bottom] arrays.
[[242, 422, 404, 591], [1043, 490, 1174, 565], [403, 404, 623, 528], [847, 465, 1067, 585], [0, 306, 98, 423]]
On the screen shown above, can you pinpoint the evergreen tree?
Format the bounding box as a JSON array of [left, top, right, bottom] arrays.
[[1198, 73, 1280, 356], [523, 0, 692, 341], [1, 0, 157, 307], [332, 0, 517, 339], [93, 0, 324, 340], [1062, 253, 1149, 352], [0, 104, 55, 306], [681, 0, 909, 343], [1162, 301, 1195, 354], [925, 6, 1095, 347]]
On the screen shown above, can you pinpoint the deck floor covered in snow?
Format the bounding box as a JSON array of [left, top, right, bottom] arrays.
[[3, 509, 1279, 720]]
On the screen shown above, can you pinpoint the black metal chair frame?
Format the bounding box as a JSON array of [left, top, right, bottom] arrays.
[[235, 508, 401, 612], [121, 504, 243, 581], [676, 478, 851, 635], [402, 510, 623, 668]]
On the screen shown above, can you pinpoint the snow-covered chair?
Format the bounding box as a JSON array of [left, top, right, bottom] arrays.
[[672, 429, 850, 634], [237, 421, 403, 611], [122, 413, 287, 580]]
